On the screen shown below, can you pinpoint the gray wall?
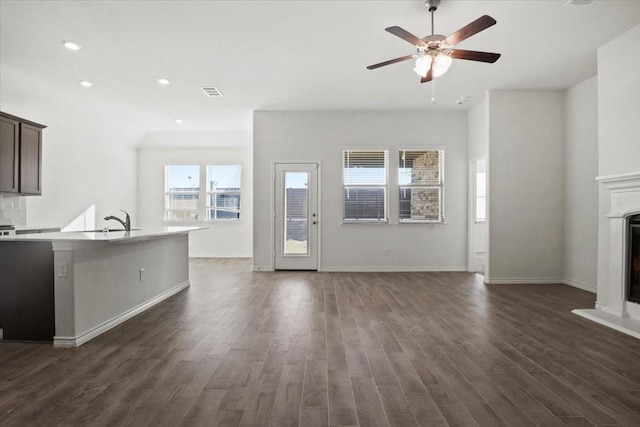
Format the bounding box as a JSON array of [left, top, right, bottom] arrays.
[[487, 90, 565, 283], [564, 77, 599, 292], [137, 133, 253, 258], [253, 111, 468, 271]]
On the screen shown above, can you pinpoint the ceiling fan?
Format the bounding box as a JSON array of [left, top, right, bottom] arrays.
[[367, 0, 501, 83]]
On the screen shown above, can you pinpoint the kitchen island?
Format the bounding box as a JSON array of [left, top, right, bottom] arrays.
[[0, 226, 204, 347]]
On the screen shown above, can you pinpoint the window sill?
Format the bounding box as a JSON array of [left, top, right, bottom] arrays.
[[341, 221, 390, 226], [397, 221, 447, 227]]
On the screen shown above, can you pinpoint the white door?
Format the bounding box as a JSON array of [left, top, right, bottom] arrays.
[[274, 163, 318, 270]]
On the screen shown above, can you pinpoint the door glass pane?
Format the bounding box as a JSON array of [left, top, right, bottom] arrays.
[[284, 171, 308, 255]]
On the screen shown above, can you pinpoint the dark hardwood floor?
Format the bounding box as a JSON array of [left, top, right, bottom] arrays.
[[1, 258, 640, 426]]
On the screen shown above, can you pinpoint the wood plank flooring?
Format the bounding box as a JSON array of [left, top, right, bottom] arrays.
[[1, 258, 640, 426]]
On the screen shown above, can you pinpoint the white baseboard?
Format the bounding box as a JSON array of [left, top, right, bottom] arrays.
[[53, 280, 190, 348], [563, 278, 596, 293], [483, 277, 563, 285], [190, 254, 252, 258], [319, 266, 468, 272], [252, 265, 274, 272]]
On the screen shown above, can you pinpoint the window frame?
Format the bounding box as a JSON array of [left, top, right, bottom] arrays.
[[398, 148, 445, 224], [164, 164, 201, 222], [205, 164, 242, 221], [342, 149, 389, 224], [164, 162, 243, 223]]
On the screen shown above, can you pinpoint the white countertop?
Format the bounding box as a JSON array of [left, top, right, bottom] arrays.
[[0, 226, 206, 242]]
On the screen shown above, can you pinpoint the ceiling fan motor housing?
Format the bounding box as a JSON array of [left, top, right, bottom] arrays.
[[421, 34, 447, 46], [425, 0, 440, 12]]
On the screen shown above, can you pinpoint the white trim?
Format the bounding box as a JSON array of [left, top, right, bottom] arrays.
[[252, 265, 274, 272], [483, 277, 563, 285], [596, 171, 640, 185], [189, 253, 251, 258], [273, 162, 321, 271], [563, 278, 597, 293], [53, 280, 190, 348], [319, 266, 467, 272], [594, 302, 626, 317], [572, 309, 640, 339]]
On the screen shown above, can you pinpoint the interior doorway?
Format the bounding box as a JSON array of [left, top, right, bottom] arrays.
[[468, 158, 487, 274]]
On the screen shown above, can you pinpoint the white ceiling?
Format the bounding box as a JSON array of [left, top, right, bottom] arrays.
[[2, 0, 640, 132]]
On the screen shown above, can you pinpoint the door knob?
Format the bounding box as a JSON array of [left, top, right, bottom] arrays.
[[312, 220, 317, 225]]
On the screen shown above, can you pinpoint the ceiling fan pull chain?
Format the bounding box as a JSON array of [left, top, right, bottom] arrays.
[[431, 76, 437, 104]]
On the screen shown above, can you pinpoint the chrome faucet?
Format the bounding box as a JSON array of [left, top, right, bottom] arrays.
[[104, 209, 131, 231]]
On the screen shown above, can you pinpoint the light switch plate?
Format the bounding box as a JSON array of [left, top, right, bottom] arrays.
[[57, 262, 68, 278]]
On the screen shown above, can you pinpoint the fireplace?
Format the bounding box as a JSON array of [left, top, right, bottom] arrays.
[[629, 214, 640, 304], [572, 172, 640, 339]]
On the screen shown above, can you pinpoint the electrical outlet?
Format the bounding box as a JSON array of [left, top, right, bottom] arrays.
[[139, 268, 145, 281], [57, 262, 68, 278]]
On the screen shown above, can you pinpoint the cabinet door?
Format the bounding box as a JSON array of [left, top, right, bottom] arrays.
[[0, 115, 19, 193], [19, 123, 42, 195]]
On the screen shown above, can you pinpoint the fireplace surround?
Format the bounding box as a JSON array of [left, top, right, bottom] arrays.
[[629, 214, 640, 304], [572, 172, 640, 339]]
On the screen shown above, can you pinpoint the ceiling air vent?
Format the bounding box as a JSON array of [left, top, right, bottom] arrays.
[[201, 86, 223, 97]]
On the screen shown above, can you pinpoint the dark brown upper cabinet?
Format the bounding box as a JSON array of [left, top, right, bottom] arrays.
[[0, 112, 46, 195]]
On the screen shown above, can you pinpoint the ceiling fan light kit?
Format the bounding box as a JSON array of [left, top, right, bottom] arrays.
[[367, 0, 501, 84], [413, 49, 452, 78]]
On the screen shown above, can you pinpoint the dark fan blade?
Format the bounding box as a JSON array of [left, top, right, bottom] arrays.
[[444, 15, 497, 47], [385, 26, 427, 47], [420, 63, 434, 83], [450, 49, 501, 63], [367, 54, 416, 70]]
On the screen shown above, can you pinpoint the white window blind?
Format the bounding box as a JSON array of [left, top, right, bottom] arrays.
[[206, 165, 242, 220], [398, 149, 444, 223], [165, 165, 200, 221], [343, 150, 388, 222]]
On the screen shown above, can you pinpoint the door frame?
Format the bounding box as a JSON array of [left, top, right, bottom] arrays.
[[467, 157, 488, 275], [272, 162, 321, 270]]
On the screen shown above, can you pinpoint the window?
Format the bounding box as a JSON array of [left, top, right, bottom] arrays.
[[165, 165, 200, 221], [475, 158, 487, 222], [206, 165, 242, 220], [164, 163, 242, 221], [398, 149, 444, 223], [343, 150, 388, 222]]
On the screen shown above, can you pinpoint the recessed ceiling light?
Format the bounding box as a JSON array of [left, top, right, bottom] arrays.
[[64, 41, 81, 51], [174, 119, 183, 124], [158, 78, 170, 85], [79, 80, 93, 88]]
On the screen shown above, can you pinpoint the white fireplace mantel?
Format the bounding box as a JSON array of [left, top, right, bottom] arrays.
[[573, 171, 640, 339]]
